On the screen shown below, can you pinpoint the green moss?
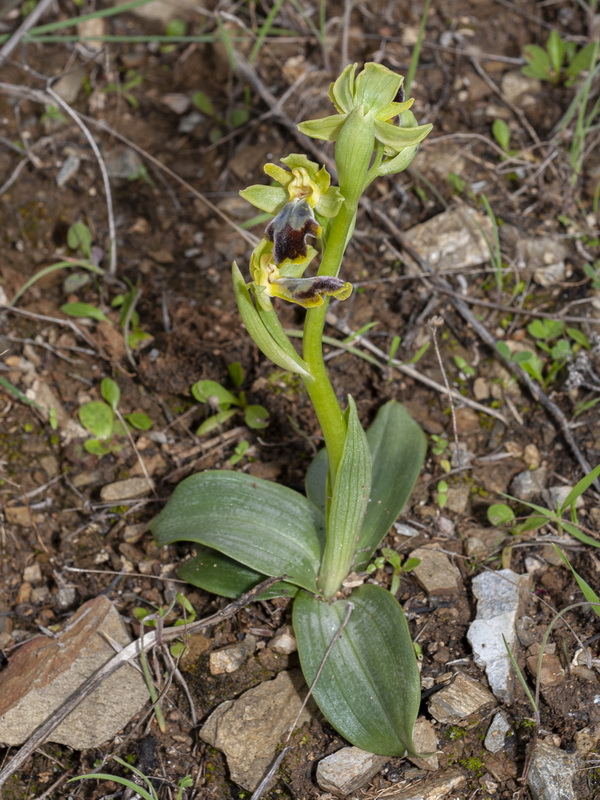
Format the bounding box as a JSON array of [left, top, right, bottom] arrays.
[[458, 756, 485, 776], [443, 725, 467, 741]]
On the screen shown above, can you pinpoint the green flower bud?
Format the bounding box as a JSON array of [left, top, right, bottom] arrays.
[[298, 62, 433, 189]]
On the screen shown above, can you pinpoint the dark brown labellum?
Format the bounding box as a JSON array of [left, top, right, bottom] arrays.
[[265, 199, 319, 265]]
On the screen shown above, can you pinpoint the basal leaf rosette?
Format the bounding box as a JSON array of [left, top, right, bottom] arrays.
[[297, 63, 433, 200], [250, 238, 351, 310]]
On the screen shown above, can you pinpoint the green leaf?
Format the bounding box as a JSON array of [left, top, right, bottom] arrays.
[[487, 503, 516, 526], [305, 448, 328, 517], [196, 408, 237, 436], [231, 107, 249, 127], [228, 361, 244, 388], [558, 463, 600, 513], [61, 302, 109, 322], [192, 91, 214, 116], [166, 18, 186, 36], [68, 774, 156, 800], [522, 45, 551, 80], [496, 340, 511, 359], [151, 471, 324, 592], [565, 42, 596, 80], [244, 404, 269, 429], [293, 584, 421, 756], [318, 397, 372, 597], [232, 262, 311, 378], [355, 401, 425, 567], [79, 401, 114, 439], [191, 380, 238, 408], [566, 328, 590, 348], [124, 412, 153, 431], [553, 545, 600, 619], [83, 438, 113, 456], [492, 119, 510, 151], [560, 520, 600, 549], [178, 546, 297, 599], [527, 319, 563, 340], [547, 30, 565, 77], [101, 377, 120, 410], [67, 220, 93, 259], [306, 401, 426, 570]]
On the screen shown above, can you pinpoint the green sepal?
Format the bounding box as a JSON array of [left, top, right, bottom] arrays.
[[373, 118, 433, 152], [297, 113, 347, 142], [151, 470, 324, 592], [178, 546, 298, 600], [232, 262, 311, 378], [293, 583, 421, 756], [240, 184, 287, 214], [318, 397, 372, 598], [329, 62, 357, 112], [354, 62, 403, 113]]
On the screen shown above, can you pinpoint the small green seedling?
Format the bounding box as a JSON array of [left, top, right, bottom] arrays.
[[61, 278, 152, 351], [436, 480, 449, 508], [430, 434, 449, 456], [79, 377, 152, 456], [229, 439, 252, 465], [522, 29, 596, 86], [453, 354, 475, 378], [192, 90, 250, 144], [584, 260, 600, 290], [11, 220, 103, 308], [487, 462, 600, 548], [491, 119, 518, 159], [162, 18, 186, 53], [497, 320, 590, 388], [69, 756, 192, 800], [111, 279, 152, 350], [191, 362, 269, 436], [103, 69, 143, 109], [366, 548, 421, 596]]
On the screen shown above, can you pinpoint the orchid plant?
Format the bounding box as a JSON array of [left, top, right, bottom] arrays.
[[152, 63, 433, 757]]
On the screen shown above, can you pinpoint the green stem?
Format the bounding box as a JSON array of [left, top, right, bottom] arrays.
[[302, 200, 358, 482]]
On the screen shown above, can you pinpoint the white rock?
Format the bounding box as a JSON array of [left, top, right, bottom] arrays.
[[270, 626, 297, 654], [402, 206, 493, 273], [199, 670, 314, 791], [546, 485, 584, 511], [316, 746, 388, 793], [409, 718, 439, 771], [209, 635, 256, 674], [409, 548, 462, 593], [500, 70, 542, 104], [100, 478, 154, 502], [428, 673, 495, 723], [0, 596, 148, 748], [484, 711, 512, 753], [467, 569, 531, 701], [528, 740, 578, 800]]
